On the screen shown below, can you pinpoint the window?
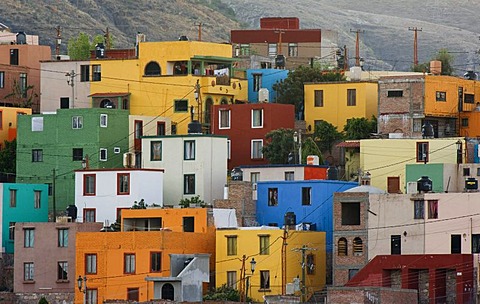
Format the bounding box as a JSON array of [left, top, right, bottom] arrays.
[[32, 149, 43, 162], [174, 99, 188, 112], [84, 174, 96, 196], [184, 140, 195, 160], [183, 216, 195, 232], [57, 261, 68, 281], [58, 229, 68, 247], [259, 235, 270, 255], [124, 253, 136, 274], [184, 174, 195, 194], [302, 187, 311, 205], [462, 118, 469, 127], [127, 288, 139, 301], [436, 91, 446, 101], [227, 140, 231, 160], [251, 172, 260, 183], [314, 90, 324, 107], [347, 89, 356, 106], [416, 142, 429, 163], [428, 200, 438, 219], [151, 141, 162, 161], [86, 254, 98, 274], [10, 189, 16, 207], [464, 93, 475, 104], [268, 43, 277, 57], [251, 140, 263, 159], [99, 148, 107, 161], [24, 229, 34, 247], [353, 237, 363, 256], [219, 109, 231, 128], [251, 109, 263, 128], [9, 222, 15, 240], [80, 65, 90, 82], [387, 90, 403, 97], [288, 43, 298, 57], [463, 167, 470, 176], [227, 236, 237, 256], [477, 168, 480, 176], [268, 188, 278, 206], [34, 191, 41, 209], [171, 123, 177, 135], [240, 44, 250, 56], [150, 252, 162, 272], [117, 173, 130, 195], [145, 61, 161, 76], [338, 238, 347, 256], [24, 262, 34, 281], [451, 234, 461, 254], [10, 49, 19, 65], [472, 234, 480, 253], [253, 73, 262, 92], [92, 64, 101, 81], [72, 116, 83, 129], [285, 171, 294, 181], [157, 122, 166, 135], [100, 114, 108, 127], [260, 270, 270, 289], [86, 289, 97, 304], [414, 200, 424, 219], [341, 202, 360, 225], [0, 71, 4, 88], [227, 271, 237, 288], [73, 148, 83, 161], [306, 254, 315, 275], [391, 235, 401, 255], [83, 209, 96, 223], [32, 117, 44, 131]]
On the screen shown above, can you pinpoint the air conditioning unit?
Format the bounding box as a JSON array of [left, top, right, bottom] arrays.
[[123, 152, 135, 168]]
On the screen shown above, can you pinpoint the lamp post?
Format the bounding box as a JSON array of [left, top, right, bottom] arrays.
[[247, 258, 256, 300], [77, 275, 87, 304], [240, 256, 256, 303]]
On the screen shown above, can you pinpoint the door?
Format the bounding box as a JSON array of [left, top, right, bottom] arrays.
[[161, 283, 174, 300], [387, 176, 400, 193], [391, 235, 401, 255], [134, 120, 143, 152]]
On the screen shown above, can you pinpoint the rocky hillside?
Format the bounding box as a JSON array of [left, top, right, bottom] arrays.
[[2, 0, 479, 73]]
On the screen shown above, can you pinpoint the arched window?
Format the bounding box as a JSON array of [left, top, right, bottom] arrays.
[[338, 237, 347, 256], [145, 61, 161, 76], [353, 237, 363, 256]]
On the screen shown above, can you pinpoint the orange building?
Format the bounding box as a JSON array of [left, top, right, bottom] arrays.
[[75, 208, 217, 303]]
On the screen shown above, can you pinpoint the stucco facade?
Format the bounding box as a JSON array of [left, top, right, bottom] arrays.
[[246, 69, 288, 103], [142, 134, 227, 206], [0, 106, 31, 148]]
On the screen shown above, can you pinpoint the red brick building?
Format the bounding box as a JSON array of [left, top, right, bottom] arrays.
[[211, 103, 295, 170]]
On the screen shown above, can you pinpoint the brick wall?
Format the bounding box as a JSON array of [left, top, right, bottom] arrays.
[[213, 181, 256, 227], [327, 286, 418, 304]]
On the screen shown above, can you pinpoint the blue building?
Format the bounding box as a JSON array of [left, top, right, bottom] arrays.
[[256, 180, 358, 252], [247, 69, 289, 103], [1, 183, 49, 253]]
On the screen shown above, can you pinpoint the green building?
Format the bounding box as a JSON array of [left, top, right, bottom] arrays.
[[16, 108, 129, 216]]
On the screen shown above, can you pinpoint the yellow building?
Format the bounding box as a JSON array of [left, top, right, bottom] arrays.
[[216, 228, 326, 302], [75, 208, 216, 303], [304, 81, 378, 133], [360, 138, 463, 193], [89, 40, 248, 134], [0, 106, 31, 147]]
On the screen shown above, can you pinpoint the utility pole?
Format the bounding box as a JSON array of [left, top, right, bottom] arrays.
[[274, 29, 285, 55], [343, 45, 349, 70], [104, 27, 111, 49], [66, 70, 77, 108], [55, 26, 62, 59], [194, 22, 203, 41], [350, 29, 364, 67], [281, 226, 288, 295], [292, 245, 316, 303], [408, 27, 422, 66]]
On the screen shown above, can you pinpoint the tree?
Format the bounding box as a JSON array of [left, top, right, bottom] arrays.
[[4, 79, 38, 108], [343, 116, 377, 140], [312, 120, 343, 153], [435, 48, 454, 76], [302, 136, 324, 164], [273, 66, 345, 115], [204, 284, 243, 302], [262, 128, 296, 164], [0, 139, 16, 177], [67, 32, 91, 60]]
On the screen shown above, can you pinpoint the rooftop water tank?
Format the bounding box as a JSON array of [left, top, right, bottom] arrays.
[[187, 120, 202, 134], [417, 176, 432, 192]]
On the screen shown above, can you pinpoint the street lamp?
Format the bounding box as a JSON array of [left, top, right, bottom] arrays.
[[250, 258, 256, 274], [77, 275, 87, 304]]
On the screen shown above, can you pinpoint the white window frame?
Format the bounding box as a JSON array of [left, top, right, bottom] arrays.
[[0, 71, 4, 88], [268, 43, 277, 57], [251, 139, 263, 159], [24, 262, 34, 281], [251, 109, 264, 128], [184, 140, 195, 160], [100, 114, 108, 127], [99, 148, 107, 161], [72, 116, 83, 129], [24, 229, 34, 248], [219, 109, 231, 129]]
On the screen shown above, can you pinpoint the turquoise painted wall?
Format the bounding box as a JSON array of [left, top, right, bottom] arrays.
[[16, 109, 129, 215], [405, 163, 444, 193], [1, 183, 49, 253]]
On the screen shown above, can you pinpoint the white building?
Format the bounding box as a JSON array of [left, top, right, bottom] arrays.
[[142, 134, 228, 206], [74, 168, 164, 225]]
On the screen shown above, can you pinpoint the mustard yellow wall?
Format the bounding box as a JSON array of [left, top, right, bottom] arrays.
[[90, 41, 247, 134], [360, 138, 461, 192], [216, 229, 326, 302], [121, 208, 208, 233], [0, 107, 31, 145], [75, 229, 216, 303], [304, 82, 378, 132]]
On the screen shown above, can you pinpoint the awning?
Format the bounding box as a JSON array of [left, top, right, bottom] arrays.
[[88, 92, 130, 98]]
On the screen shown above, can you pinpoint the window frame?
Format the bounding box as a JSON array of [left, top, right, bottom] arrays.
[[353, 237, 363, 256], [347, 89, 356, 106], [253, 73, 262, 92], [251, 139, 263, 159], [100, 114, 108, 127], [85, 254, 97, 274], [387, 90, 403, 98], [83, 208, 96, 223], [436, 91, 446, 101], [416, 142, 429, 163], [268, 188, 278, 206], [259, 235, 270, 255], [83, 174, 96, 196], [427, 200, 438, 219], [184, 174, 195, 195], [72, 116, 83, 129], [124, 253, 136, 274], [127, 288, 140, 301], [32, 149, 43, 162], [260, 270, 270, 290], [227, 271, 237, 289], [227, 236, 237, 256], [314, 90, 324, 107], [413, 199, 424, 219], [301, 187, 312, 206], [151, 141, 162, 161], [183, 216, 195, 232], [92, 64, 101, 81], [10, 189, 17, 207], [184, 140, 196, 160], [86, 288, 98, 304], [268, 43, 277, 57], [34, 190, 41, 209], [24, 262, 34, 281], [117, 173, 130, 195], [306, 253, 315, 275], [57, 261, 68, 281], [285, 171, 294, 181], [24, 228, 34, 248], [0, 71, 4, 88], [174, 99, 188, 112], [80, 65, 90, 82], [58, 228, 69, 247], [73, 148, 83, 161], [338, 237, 348, 256], [219, 109, 231, 129], [251, 109, 264, 128], [288, 43, 298, 57], [99, 148, 107, 161], [157, 121, 166, 135], [150, 252, 162, 272]]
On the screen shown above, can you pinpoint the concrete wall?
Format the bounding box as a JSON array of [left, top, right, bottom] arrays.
[[327, 287, 418, 304]]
